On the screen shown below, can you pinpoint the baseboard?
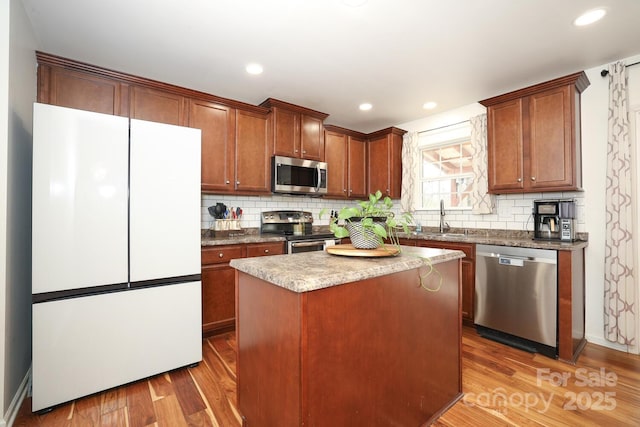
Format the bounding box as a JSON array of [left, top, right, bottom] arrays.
[[585, 334, 630, 352], [3, 367, 31, 427]]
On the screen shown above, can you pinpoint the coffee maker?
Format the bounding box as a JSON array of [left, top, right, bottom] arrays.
[[533, 199, 576, 241]]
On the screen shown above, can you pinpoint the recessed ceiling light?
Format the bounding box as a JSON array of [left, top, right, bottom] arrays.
[[573, 8, 607, 26], [246, 63, 263, 75], [423, 101, 437, 110], [359, 103, 372, 111]]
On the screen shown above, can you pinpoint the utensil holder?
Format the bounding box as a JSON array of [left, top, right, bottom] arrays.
[[210, 219, 243, 237]]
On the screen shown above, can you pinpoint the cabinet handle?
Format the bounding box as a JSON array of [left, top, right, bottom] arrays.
[[517, 178, 522, 182], [226, 180, 230, 184], [344, 189, 347, 193], [295, 149, 299, 153], [303, 150, 306, 154], [531, 176, 536, 181], [236, 181, 240, 185], [264, 249, 269, 253], [218, 253, 224, 258]]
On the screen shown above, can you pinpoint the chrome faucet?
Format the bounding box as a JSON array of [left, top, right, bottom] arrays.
[[439, 199, 450, 233]]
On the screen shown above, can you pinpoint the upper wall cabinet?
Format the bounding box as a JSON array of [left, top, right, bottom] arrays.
[[367, 127, 406, 199], [36, 52, 272, 195], [37, 59, 129, 116], [189, 99, 236, 193], [130, 85, 187, 126], [234, 109, 271, 194], [479, 72, 590, 194], [260, 98, 329, 161], [323, 125, 367, 199]]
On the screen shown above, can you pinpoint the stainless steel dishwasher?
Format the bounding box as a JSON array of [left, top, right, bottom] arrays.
[[475, 244, 558, 358]]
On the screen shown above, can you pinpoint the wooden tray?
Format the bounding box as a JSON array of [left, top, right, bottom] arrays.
[[326, 244, 400, 257]]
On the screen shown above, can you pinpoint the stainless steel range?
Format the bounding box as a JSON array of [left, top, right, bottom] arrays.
[[260, 210, 340, 254]]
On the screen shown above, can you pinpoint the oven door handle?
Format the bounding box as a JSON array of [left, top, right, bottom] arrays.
[[290, 240, 328, 248]]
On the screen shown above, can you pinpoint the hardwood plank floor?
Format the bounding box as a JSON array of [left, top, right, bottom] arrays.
[[14, 327, 640, 426]]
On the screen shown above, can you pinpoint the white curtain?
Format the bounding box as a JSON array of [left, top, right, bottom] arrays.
[[469, 113, 495, 214], [604, 61, 637, 351], [401, 131, 418, 213]]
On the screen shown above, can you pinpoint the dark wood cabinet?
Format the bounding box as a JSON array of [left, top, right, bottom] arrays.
[[37, 62, 128, 116], [37, 52, 274, 196], [235, 109, 271, 193], [324, 125, 368, 199], [260, 98, 329, 161], [236, 255, 461, 426], [416, 240, 475, 325], [367, 127, 405, 198], [201, 245, 246, 336], [201, 242, 285, 337], [558, 248, 586, 363], [348, 135, 367, 199], [189, 99, 236, 193], [480, 71, 589, 194], [324, 128, 348, 198], [129, 85, 186, 126]]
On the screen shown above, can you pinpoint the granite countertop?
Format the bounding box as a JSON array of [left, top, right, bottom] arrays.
[[201, 227, 588, 251], [230, 245, 464, 293], [201, 233, 285, 247], [400, 231, 588, 251]]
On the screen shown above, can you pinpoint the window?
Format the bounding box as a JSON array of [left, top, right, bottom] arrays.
[[417, 123, 473, 210]]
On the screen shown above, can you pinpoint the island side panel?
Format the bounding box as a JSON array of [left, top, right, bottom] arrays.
[[236, 271, 302, 426], [303, 259, 462, 426]]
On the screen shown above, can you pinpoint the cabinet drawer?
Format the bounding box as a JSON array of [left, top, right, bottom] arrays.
[[247, 242, 285, 257], [201, 245, 245, 265]]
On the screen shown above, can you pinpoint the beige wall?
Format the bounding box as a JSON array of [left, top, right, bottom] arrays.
[[1, 0, 37, 424]]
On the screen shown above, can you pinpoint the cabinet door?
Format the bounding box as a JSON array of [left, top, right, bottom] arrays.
[[348, 136, 367, 199], [367, 136, 390, 197], [236, 109, 271, 193], [44, 67, 127, 116], [201, 264, 236, 335], [324, 130, 348, 198], [301, 115, 324, 160], [272, 107, 300, 157], [528, 85, 575, 190], [389, 133, 403, 199], [189, 99, 236, 193], [130, 86, 186, 126], [416, 240, 475, 324], [487, 99, 525, 192], [460, 259, 475, 323], [201, 245, 245, 336]]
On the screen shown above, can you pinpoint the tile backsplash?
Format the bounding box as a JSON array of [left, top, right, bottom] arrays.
[[201, 192, 585, 233]]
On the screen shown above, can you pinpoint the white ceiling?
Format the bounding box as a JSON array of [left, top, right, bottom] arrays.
[[21, 0, 640, 133]]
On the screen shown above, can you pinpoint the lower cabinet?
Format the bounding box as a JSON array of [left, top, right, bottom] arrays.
[[201, 242, 285, 336], [415, 240, 476, 325]]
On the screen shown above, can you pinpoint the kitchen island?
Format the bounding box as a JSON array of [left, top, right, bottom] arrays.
[[230, 245, 465, 426]]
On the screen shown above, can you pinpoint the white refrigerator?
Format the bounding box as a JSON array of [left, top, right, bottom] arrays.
[[31, 103, 202, 412]]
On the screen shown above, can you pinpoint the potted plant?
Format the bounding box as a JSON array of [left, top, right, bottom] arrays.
[[322, 190, 413, 249]]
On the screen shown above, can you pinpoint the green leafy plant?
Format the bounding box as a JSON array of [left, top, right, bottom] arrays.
[[321, 190, 413, 249]]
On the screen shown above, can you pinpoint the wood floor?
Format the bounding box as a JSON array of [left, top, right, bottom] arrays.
[[14, 327, 640, 426]]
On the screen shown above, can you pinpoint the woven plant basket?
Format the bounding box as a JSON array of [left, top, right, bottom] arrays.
[[346, 218, 385, 249]]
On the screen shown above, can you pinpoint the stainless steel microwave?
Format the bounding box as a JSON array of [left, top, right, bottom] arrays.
[[271, 155, 328, 195]]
